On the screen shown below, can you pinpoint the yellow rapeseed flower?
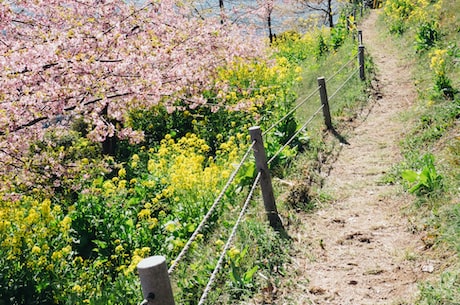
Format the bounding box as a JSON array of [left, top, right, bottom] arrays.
[[118, 167, 126, 178], [51, 251, 63, 261], [148, 217, 158, 229], [31, 245, 41, 254], [164, 220, 178, 233], [132, 154, 140, 162], [147, 159, 155, 173], [115, 245, 124, 253], [118, 180, 127, 189], [137, 209, 151, 219], [72, 284, 83, 293], [228, 246, 240, 260], [214, 239, 224, 247], [60, 216, 72, 232], [40, 199, 51, 220]]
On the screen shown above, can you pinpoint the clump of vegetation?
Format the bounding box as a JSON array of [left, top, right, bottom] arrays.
[[401, 153, 443, 198]]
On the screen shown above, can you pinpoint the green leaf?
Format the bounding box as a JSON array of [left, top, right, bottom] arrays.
[[94, 240, 107, 249], [240, 246, 248, 259], [419, 167, 430, 184], [230, 260, 241, 284], [125, 219, 134, 228], [401, 170, 419, 182], [243, 265, 259, 283]]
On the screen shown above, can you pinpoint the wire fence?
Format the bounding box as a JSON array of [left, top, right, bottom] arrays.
[[197, 172, 262, 305], [268, 104, 324, 165], [326, 55, 357, 83], [167, 141, 256, 275], [262, 51, 357, 137], [137, 32, 367, 305]]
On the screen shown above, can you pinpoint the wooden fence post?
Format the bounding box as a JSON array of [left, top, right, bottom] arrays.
[[137, 256, 175, 305], [358, 45, 365, 81], [249, 126, 283, 230], [317, 77, 333, 130]]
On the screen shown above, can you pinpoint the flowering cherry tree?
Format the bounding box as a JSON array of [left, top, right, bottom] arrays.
[[0, 0, 264, 186]]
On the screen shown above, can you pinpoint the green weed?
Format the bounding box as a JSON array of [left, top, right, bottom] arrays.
[[415, 21, 439, 52], [401, 154, 443, 197], [417, 272, 460, 305]]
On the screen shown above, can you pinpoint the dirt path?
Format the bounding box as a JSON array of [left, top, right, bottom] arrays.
[[275, 10, 429, 305]]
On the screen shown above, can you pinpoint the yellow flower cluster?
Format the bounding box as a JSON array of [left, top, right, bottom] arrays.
[[148, 133, 244, 199], [215, 55, 301, 112], [0, 197, 72, 262], [124, 247, 151, 276], [0, 196, 77, 300], [430, 49, 448, 76], [384, 0, 442, 25]]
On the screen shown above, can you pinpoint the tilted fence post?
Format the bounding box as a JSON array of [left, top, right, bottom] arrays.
[[137, 256, 176, 305], [358, 44, 365, 81], [317, 77, 333, 130], [249, 126, 283, 230]]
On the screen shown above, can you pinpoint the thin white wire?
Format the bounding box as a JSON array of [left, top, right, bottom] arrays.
[[263, 86, 320, 136], [267, 104, 324, 165], [328, 68, 360, 101], [168, 141, 255, 275], [197, 172, 261, 305], [326, 55, 357, 83]]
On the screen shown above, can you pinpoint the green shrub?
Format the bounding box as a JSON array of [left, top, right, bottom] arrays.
[[416, 21, 439, 52], [401, 154, 443, 197]]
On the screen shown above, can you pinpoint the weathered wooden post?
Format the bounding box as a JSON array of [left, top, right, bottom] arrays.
[[137, 256, 175, 305], [249, 126, 283, 230], [358, 45, 365, 81], [317, 77, 333, 130]]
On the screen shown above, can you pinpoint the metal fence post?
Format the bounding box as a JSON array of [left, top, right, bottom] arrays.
[[359, 45, 365, 81], [317, 77, 333, 130], [249, 126, 283, 230], [137, 256, 176, 305], [358, 30, 363, 45]]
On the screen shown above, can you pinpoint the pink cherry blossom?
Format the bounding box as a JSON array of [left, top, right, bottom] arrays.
[[0, 0, 267, 190]]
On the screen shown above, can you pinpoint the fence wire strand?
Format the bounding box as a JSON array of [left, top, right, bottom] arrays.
[[197, 172, 261, 305], [168, 141, 256, 275], [267, 104, 324, 165], [329, 68, 360, 101], [263, 86, 320, 136], [326, 55, 357, 82], [263, 53, 358, 137]]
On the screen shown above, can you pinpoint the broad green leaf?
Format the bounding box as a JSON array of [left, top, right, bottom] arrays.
[[243, 265, 259, 282], [402, 170, 419, 182]]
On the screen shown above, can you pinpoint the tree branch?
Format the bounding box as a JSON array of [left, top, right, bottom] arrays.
[[0, 92, 132, 136]]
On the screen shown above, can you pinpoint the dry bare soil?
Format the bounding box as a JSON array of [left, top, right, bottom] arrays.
[[272, 10, 435, 305]]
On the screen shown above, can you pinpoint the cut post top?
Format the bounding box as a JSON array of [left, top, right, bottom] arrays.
[[137, 256, 166, 270]]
